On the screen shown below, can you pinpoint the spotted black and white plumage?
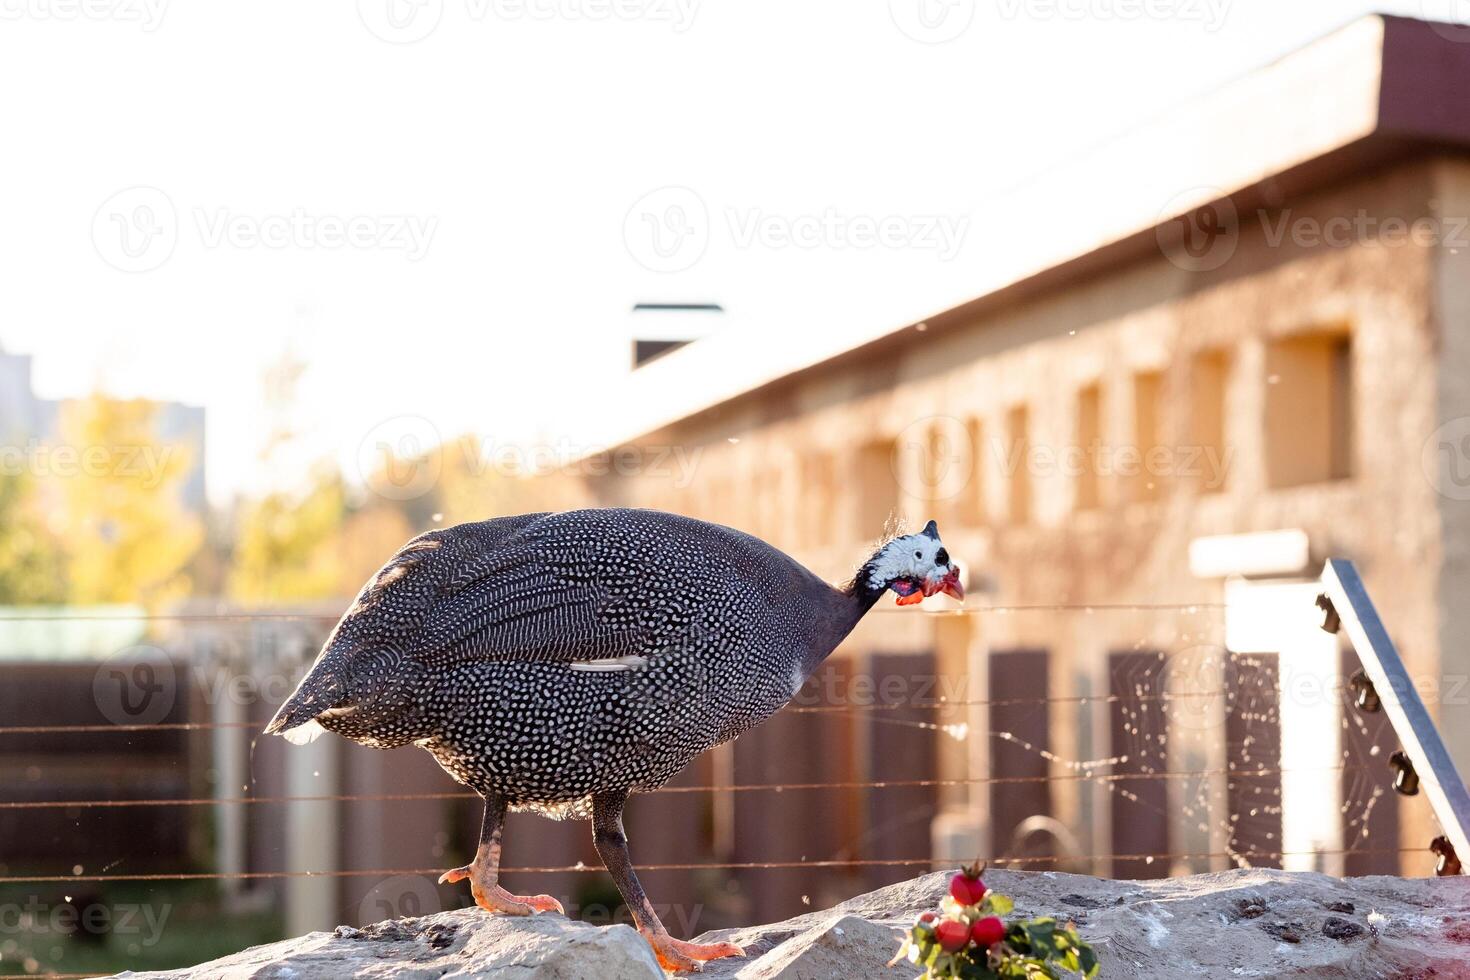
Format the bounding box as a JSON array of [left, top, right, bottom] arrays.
[[266, 508, 961, 819]]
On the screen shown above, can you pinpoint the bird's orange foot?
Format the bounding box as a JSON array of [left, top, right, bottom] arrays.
[[640, 931, 744, 973], [438, 866, 564, 916]]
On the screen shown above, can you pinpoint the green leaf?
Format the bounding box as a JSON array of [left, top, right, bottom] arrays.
[[985, 894, 1016, 917]]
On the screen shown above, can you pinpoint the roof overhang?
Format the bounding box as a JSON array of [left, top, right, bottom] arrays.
[[581, 15, 1470, 452]]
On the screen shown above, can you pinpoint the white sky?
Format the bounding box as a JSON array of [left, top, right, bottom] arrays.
[[1, 0, 1462, 505]]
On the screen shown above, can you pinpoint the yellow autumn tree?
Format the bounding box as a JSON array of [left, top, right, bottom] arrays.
[[228, 463, 350, 602], [56, 394, 203, 607], [0, 470, 67, 604]]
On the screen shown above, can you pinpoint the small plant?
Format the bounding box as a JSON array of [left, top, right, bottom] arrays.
[[890, 861, 1100, 979]]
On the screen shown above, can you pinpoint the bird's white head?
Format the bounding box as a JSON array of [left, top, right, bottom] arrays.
[[864, 520, 965, 606]]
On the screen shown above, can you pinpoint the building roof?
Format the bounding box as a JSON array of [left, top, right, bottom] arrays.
[[586, 14, 1470, 451]]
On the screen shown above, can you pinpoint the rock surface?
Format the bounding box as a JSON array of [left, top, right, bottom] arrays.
[[113, 868, 1470, 979]]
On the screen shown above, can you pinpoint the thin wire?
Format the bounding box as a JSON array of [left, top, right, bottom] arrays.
[[1, 765, 1360, 811], [0, 847, 1420, 885], [788, 690, 1228, 714], [0, 602, 1226, 623], [0, 690, 1234, 735], [0, 720, 263, 735]]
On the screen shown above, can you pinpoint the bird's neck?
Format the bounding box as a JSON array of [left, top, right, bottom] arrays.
[[800, 566, 885, 677]]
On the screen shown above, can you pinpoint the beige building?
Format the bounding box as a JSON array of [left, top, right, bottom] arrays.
[[558, 14, 1470, 904]]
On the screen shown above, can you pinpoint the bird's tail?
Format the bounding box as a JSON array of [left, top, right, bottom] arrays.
[[264, 651, 351, 746], [264, 699, 329, 745]]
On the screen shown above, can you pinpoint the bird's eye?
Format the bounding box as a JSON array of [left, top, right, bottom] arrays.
[[936, 548, 949, 565], [914, 550, 922, 559]]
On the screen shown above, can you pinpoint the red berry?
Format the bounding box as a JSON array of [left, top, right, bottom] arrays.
[[917, 911, 938, 925], [971, 916, 1006, 948], [949, 872, 988, 906], [935, 919, 970, 953]]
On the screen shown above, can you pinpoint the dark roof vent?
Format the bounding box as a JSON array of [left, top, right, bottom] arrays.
[[629, 303, 724, 369]]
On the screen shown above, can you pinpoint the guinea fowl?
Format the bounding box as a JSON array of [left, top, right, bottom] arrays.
[[265, 507, 963, 972]]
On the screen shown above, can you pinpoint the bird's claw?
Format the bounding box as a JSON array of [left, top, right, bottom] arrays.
[[641, 931, 744, 973], [439, 865, 564, 916]]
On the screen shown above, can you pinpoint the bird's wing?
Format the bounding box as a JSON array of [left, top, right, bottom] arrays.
[[406, 512, 735, 668]]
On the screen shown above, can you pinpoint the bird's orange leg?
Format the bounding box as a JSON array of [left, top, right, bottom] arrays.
[[592, 791, 744, 973], [440, 792, 564, 916]]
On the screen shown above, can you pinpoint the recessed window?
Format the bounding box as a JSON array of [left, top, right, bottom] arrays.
[[1189, 350, 1231, 494], [857, 439, 899, 533], [1131, 370, 1165, 503], [1264, 331, 1353, 488], [1075, 383, 1103, 511], [964, 417, 986, 525], [1005, 406, 1031, 524]]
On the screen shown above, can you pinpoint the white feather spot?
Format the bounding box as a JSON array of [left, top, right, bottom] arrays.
[[569, 655, 649, 673], [282, 719, 326, 745]]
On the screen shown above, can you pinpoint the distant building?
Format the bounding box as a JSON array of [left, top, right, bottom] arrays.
[[558, 14, 1470, 905]]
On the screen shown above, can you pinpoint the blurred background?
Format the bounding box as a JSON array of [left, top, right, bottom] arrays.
[[5, 1, 1470, 975]]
